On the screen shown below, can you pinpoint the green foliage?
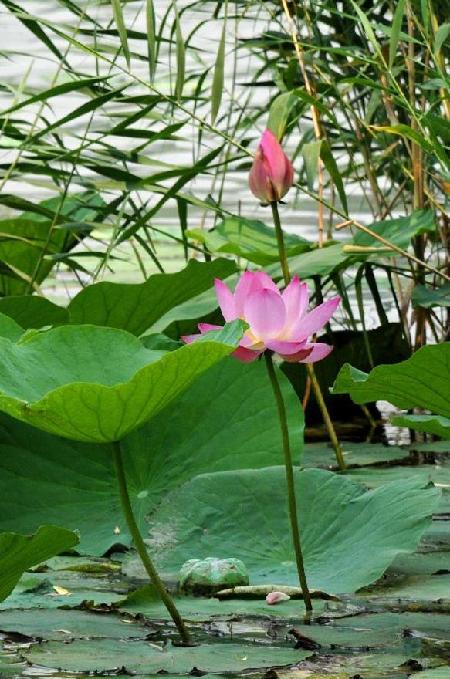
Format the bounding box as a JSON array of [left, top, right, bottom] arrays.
[[0, 297, 68, 328], [353, 210, 437, 255], [412, 282, 450, 308], [0, 358, 300, 553], [0, 526, 78, 603], [0, 322, 243, 442], [68, 258, 236, 334], [24, 639, 308, 673], [333, 343, 450, 419], [0, 193, 104, 296], [148, 467, 439, 591], [189, 216, 310, 265], [0, 313, 23, 341]]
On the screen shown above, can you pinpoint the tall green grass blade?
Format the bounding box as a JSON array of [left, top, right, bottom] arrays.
[[174, 5, 185, 101], [146, 0, 157, 82], [111, 0, 130, 67], [389, 0, 406, 67], [211, 21, 226, 125], [435, 23, 450, 56]]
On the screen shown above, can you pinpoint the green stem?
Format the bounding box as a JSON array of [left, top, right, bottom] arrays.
[[265, 352, 312, 611], [271, 201, 291, 285], [305, 363, 346, 471], [112, 440, 191, 644], [270, 200, 346, 471]]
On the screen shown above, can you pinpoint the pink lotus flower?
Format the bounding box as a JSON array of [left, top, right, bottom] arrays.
[[183, 271, 340, 364], [249, 129, 294, 203]]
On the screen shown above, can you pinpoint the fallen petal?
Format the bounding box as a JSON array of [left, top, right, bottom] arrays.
[[266, 591, 291, 605]]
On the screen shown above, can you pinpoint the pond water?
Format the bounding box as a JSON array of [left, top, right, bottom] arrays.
[[0, 1, 383, 303]]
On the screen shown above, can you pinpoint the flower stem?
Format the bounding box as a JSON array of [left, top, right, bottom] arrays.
[[270, 200, 346, 471], [305, 363, 346, 471], [271, 201, 291, 285], [264, 352, 312, 611], [112, 440, 191, 644]]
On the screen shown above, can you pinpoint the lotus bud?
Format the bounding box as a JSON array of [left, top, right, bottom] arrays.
[[249, 129, 294, 204]]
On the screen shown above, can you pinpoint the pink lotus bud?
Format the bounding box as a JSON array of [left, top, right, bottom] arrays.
[[249, 129, 294, 204], [266, 591, 291, 605]]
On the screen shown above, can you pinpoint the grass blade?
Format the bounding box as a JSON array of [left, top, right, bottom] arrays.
[[389, 0, 405, 67], [174, 5, 185, 101], [111, 0, 130, 67], [211, 22, 226, 124], [146, 0, 157, 82]]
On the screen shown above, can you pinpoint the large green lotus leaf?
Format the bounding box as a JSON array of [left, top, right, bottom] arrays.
[[353, 209, 436, 255], [0, 296, 68, 328], [267, 243, 349, 279], [24, 639, 308, 673], [189, 216, 310, 265], [0, 323, 241, 443], [332, 343, 450, 417], [147, 467, 439, 592], [412, 282, 450, 308], [148, 273, 239, 334], [0, 359, 300, 554], [0, 313, 23, 341], [0, 526, 78, 603], [68, 258, 236, 335], [392, 414, 450, 440]]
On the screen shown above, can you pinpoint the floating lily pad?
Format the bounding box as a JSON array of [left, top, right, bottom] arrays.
[[302, 442, 409, 469], [147, 467, 439, 592], [0, 608, 149, 641], [119, 585, 330, 621], [0, 526, 78, 603], [0, 357, 300, 553], [68, 258, 236, 334], [24, 639, 308, 673], [361, 574, 450, 605], [0, 322, 241, 442], [0, 571, 126, 610]]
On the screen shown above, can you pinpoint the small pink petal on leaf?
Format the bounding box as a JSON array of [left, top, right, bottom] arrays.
[[266, 591, 291, 605]]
